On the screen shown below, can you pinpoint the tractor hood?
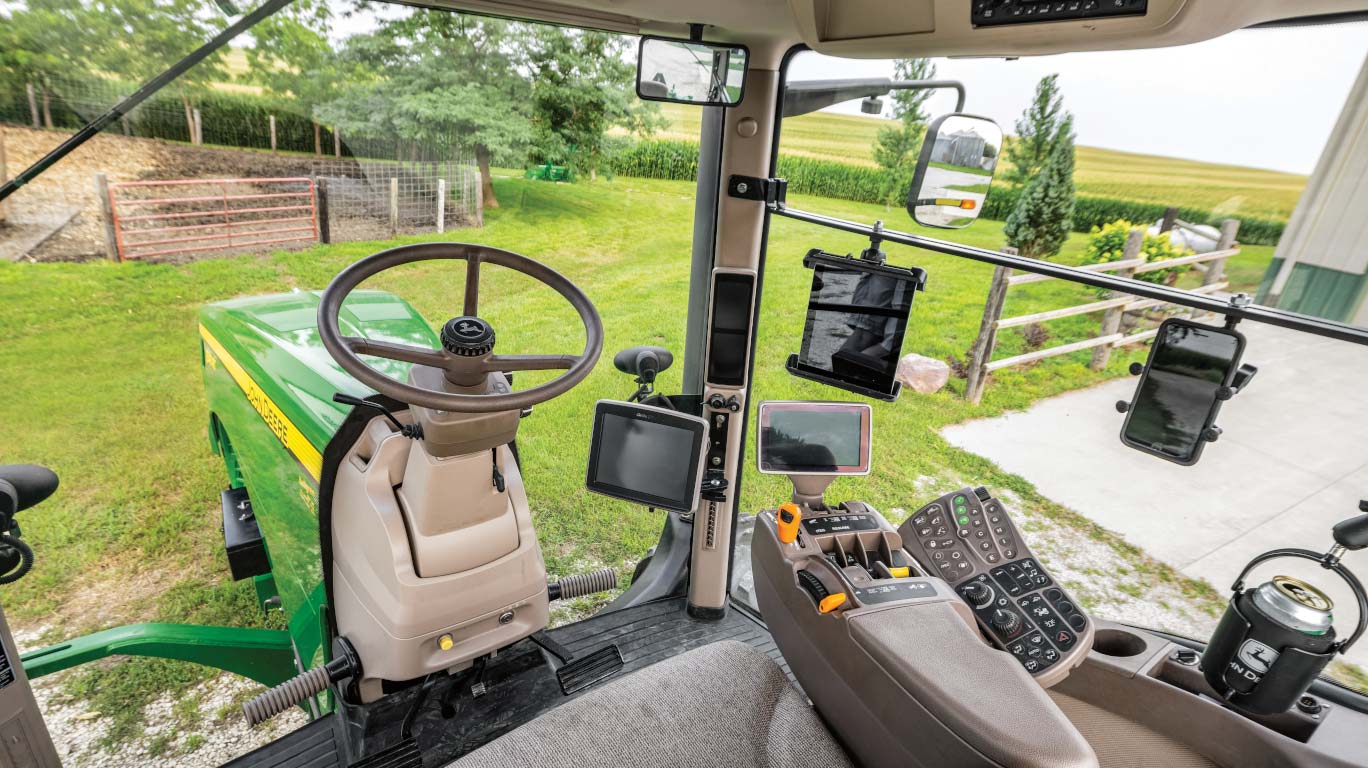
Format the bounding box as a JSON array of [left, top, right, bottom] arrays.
[[199, 289, 437, 456]]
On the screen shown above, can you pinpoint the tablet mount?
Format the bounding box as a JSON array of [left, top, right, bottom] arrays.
[[1113, 312, 1258, 448]]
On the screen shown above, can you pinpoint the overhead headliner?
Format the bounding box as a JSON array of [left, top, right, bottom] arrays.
[[401, 0, 1368, 67]]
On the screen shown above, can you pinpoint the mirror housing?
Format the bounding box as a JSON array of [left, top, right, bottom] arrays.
[[905, 113, 1004, 230], [636, 36, 748, 107]]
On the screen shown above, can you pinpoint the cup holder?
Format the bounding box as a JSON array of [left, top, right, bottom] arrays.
[[1092, 628, 1148, 657]]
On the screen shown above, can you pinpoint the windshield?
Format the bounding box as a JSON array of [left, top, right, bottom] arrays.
[[0, 0, 677, 758], [747, 30, 1368, 696]]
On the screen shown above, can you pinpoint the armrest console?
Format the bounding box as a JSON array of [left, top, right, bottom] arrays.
[[752, 504, 1097, 768]]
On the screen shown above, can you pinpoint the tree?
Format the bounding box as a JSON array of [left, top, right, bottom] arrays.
[[318, 12, 534, 208], [0, 1, 100, 128], [872, 58, 936, 205], [241, 0, 344, 154], [1004, 116, 1076, 259], [1003, 73, 1067, 188], [87, 0, 230, 141], [524, 27, 657, 177]]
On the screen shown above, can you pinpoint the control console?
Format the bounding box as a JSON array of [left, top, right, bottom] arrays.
[[898, 487, 1093, 685], [973, 0, 1147, 27]]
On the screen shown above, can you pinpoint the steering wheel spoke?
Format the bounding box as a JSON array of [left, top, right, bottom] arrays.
[[463, 254, 481, 317], [486, 354, 580, 373], [345, 336, 450, 369]]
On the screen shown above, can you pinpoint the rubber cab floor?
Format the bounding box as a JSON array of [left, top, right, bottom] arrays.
[[222, 597, 781, 768]]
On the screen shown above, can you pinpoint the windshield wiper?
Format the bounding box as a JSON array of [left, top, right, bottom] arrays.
[[0, 0, 296, 204]]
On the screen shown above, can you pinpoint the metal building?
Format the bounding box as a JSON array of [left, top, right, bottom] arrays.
[[1258, 52, 1368, 325]]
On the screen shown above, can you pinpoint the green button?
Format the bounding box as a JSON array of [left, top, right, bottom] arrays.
[[954, 495, 967, 504], [958, 516, 970, 526]]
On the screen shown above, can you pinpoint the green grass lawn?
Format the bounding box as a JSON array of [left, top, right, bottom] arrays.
[[655, 103, 1308, 221], [0, 174, 1278, 745]]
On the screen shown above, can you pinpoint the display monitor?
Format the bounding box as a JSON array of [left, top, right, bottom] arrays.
[[1121, 318, 1245, 465], [757, 401, 872, 475], [786, 249, 925, 401], [585, 400, 709, 512]]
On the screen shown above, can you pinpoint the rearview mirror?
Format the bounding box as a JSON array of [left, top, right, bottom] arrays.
[[906, 114, 1003, 230], [637, 37, 748, 107]]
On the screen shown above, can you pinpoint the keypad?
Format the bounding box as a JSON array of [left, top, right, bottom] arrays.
[[903, 488, 1089, 677], [972, 0, 1147, 27]]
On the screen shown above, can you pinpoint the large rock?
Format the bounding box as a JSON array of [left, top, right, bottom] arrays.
[[896, 354, 950, 395]]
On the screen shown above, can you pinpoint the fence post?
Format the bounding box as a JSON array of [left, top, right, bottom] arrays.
[[1159, 206, 1178, 234], [94, 173, 120, 262], [0, 132, 7, 224], [269, 115, 277, 154], [26, 83, 40, 129], [1205, 219, 1240, 288], [121, 116, 131, 136], [437, 178, 446, 234], [390, 177, 399, 237], [964, 249, 1016, 405], [193, 108, 203, 145], [315, 177, 331, 245], [475, 170, 484, 228], [334, 130, 342, 158], [1090, 228, 1144, 371]]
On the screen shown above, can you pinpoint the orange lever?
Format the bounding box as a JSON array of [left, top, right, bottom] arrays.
[[776, 502, 801, 544], [818, 593, 847, 614]]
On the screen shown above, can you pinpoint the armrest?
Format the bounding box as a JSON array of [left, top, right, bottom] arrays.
[[849, 601, 1097, 768]]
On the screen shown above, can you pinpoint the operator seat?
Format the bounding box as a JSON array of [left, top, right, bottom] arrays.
[[449, 640, 854, 768]]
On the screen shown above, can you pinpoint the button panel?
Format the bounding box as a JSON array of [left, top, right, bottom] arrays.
[[900, 487, 1091, 679], [972, 0, 1147, 27]]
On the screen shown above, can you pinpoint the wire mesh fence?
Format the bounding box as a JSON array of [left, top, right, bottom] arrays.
[[1, 74, 482, 261], [312, 154, 480, 243]]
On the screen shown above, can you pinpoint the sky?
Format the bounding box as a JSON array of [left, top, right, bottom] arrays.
[[325, 6, 1366, 176], [789, 25, 1368, 176]]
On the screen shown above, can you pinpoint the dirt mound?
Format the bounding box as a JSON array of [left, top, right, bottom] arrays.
[[1, 125, 333, 262]]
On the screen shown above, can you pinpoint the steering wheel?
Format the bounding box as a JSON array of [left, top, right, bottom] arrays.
[[318, 242, 603, 414]]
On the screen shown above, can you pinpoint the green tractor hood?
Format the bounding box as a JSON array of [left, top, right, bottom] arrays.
[[198, 289, 437, 476]]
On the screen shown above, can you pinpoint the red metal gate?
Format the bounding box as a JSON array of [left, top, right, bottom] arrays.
[[107, 177, 319, 261]]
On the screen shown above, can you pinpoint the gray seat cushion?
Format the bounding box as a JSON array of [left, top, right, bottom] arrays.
[[448, 640, 854, 768]]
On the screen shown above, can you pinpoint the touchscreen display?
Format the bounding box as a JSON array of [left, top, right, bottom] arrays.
[[1123, 322, 1241, 461], [796, 262, 915, 394], [757, 402, 871, 475], [586, 402, 707, 512]]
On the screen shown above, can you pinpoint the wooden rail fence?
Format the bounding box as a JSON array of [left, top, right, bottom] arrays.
[[964, 215, 1240, 404]]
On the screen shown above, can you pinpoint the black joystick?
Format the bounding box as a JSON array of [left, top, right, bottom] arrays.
[[990, 608, 1021, 635]]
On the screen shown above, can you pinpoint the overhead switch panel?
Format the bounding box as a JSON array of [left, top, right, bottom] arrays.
[[973, 0, 1147, 26]]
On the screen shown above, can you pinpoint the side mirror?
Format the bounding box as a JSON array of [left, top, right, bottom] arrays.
[[905, 113, 1003, 230], [636, 36, 748, 107]]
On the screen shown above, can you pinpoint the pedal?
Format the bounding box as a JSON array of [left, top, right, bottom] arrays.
[[349, 736, 421, 768], [555, 644, 624, 695]]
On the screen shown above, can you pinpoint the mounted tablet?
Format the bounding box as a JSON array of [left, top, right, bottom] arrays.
[[585, 400, 709, 512], [1118, 318, 1254, 466], [785, 249, 925, 401]]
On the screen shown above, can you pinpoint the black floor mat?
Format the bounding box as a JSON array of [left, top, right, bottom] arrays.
[[223, 598, 779, 768]]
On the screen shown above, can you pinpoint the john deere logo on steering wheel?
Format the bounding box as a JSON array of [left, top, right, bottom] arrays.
[[455, 320, 485, 338]]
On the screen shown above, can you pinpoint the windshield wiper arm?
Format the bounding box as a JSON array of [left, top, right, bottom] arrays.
[[0, 0, 296, 204]]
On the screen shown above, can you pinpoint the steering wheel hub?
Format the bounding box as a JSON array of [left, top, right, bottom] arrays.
[[441, 316, 496, 357]]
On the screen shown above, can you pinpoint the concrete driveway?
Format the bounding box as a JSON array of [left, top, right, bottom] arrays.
[[943, 322, 1368, 666]]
